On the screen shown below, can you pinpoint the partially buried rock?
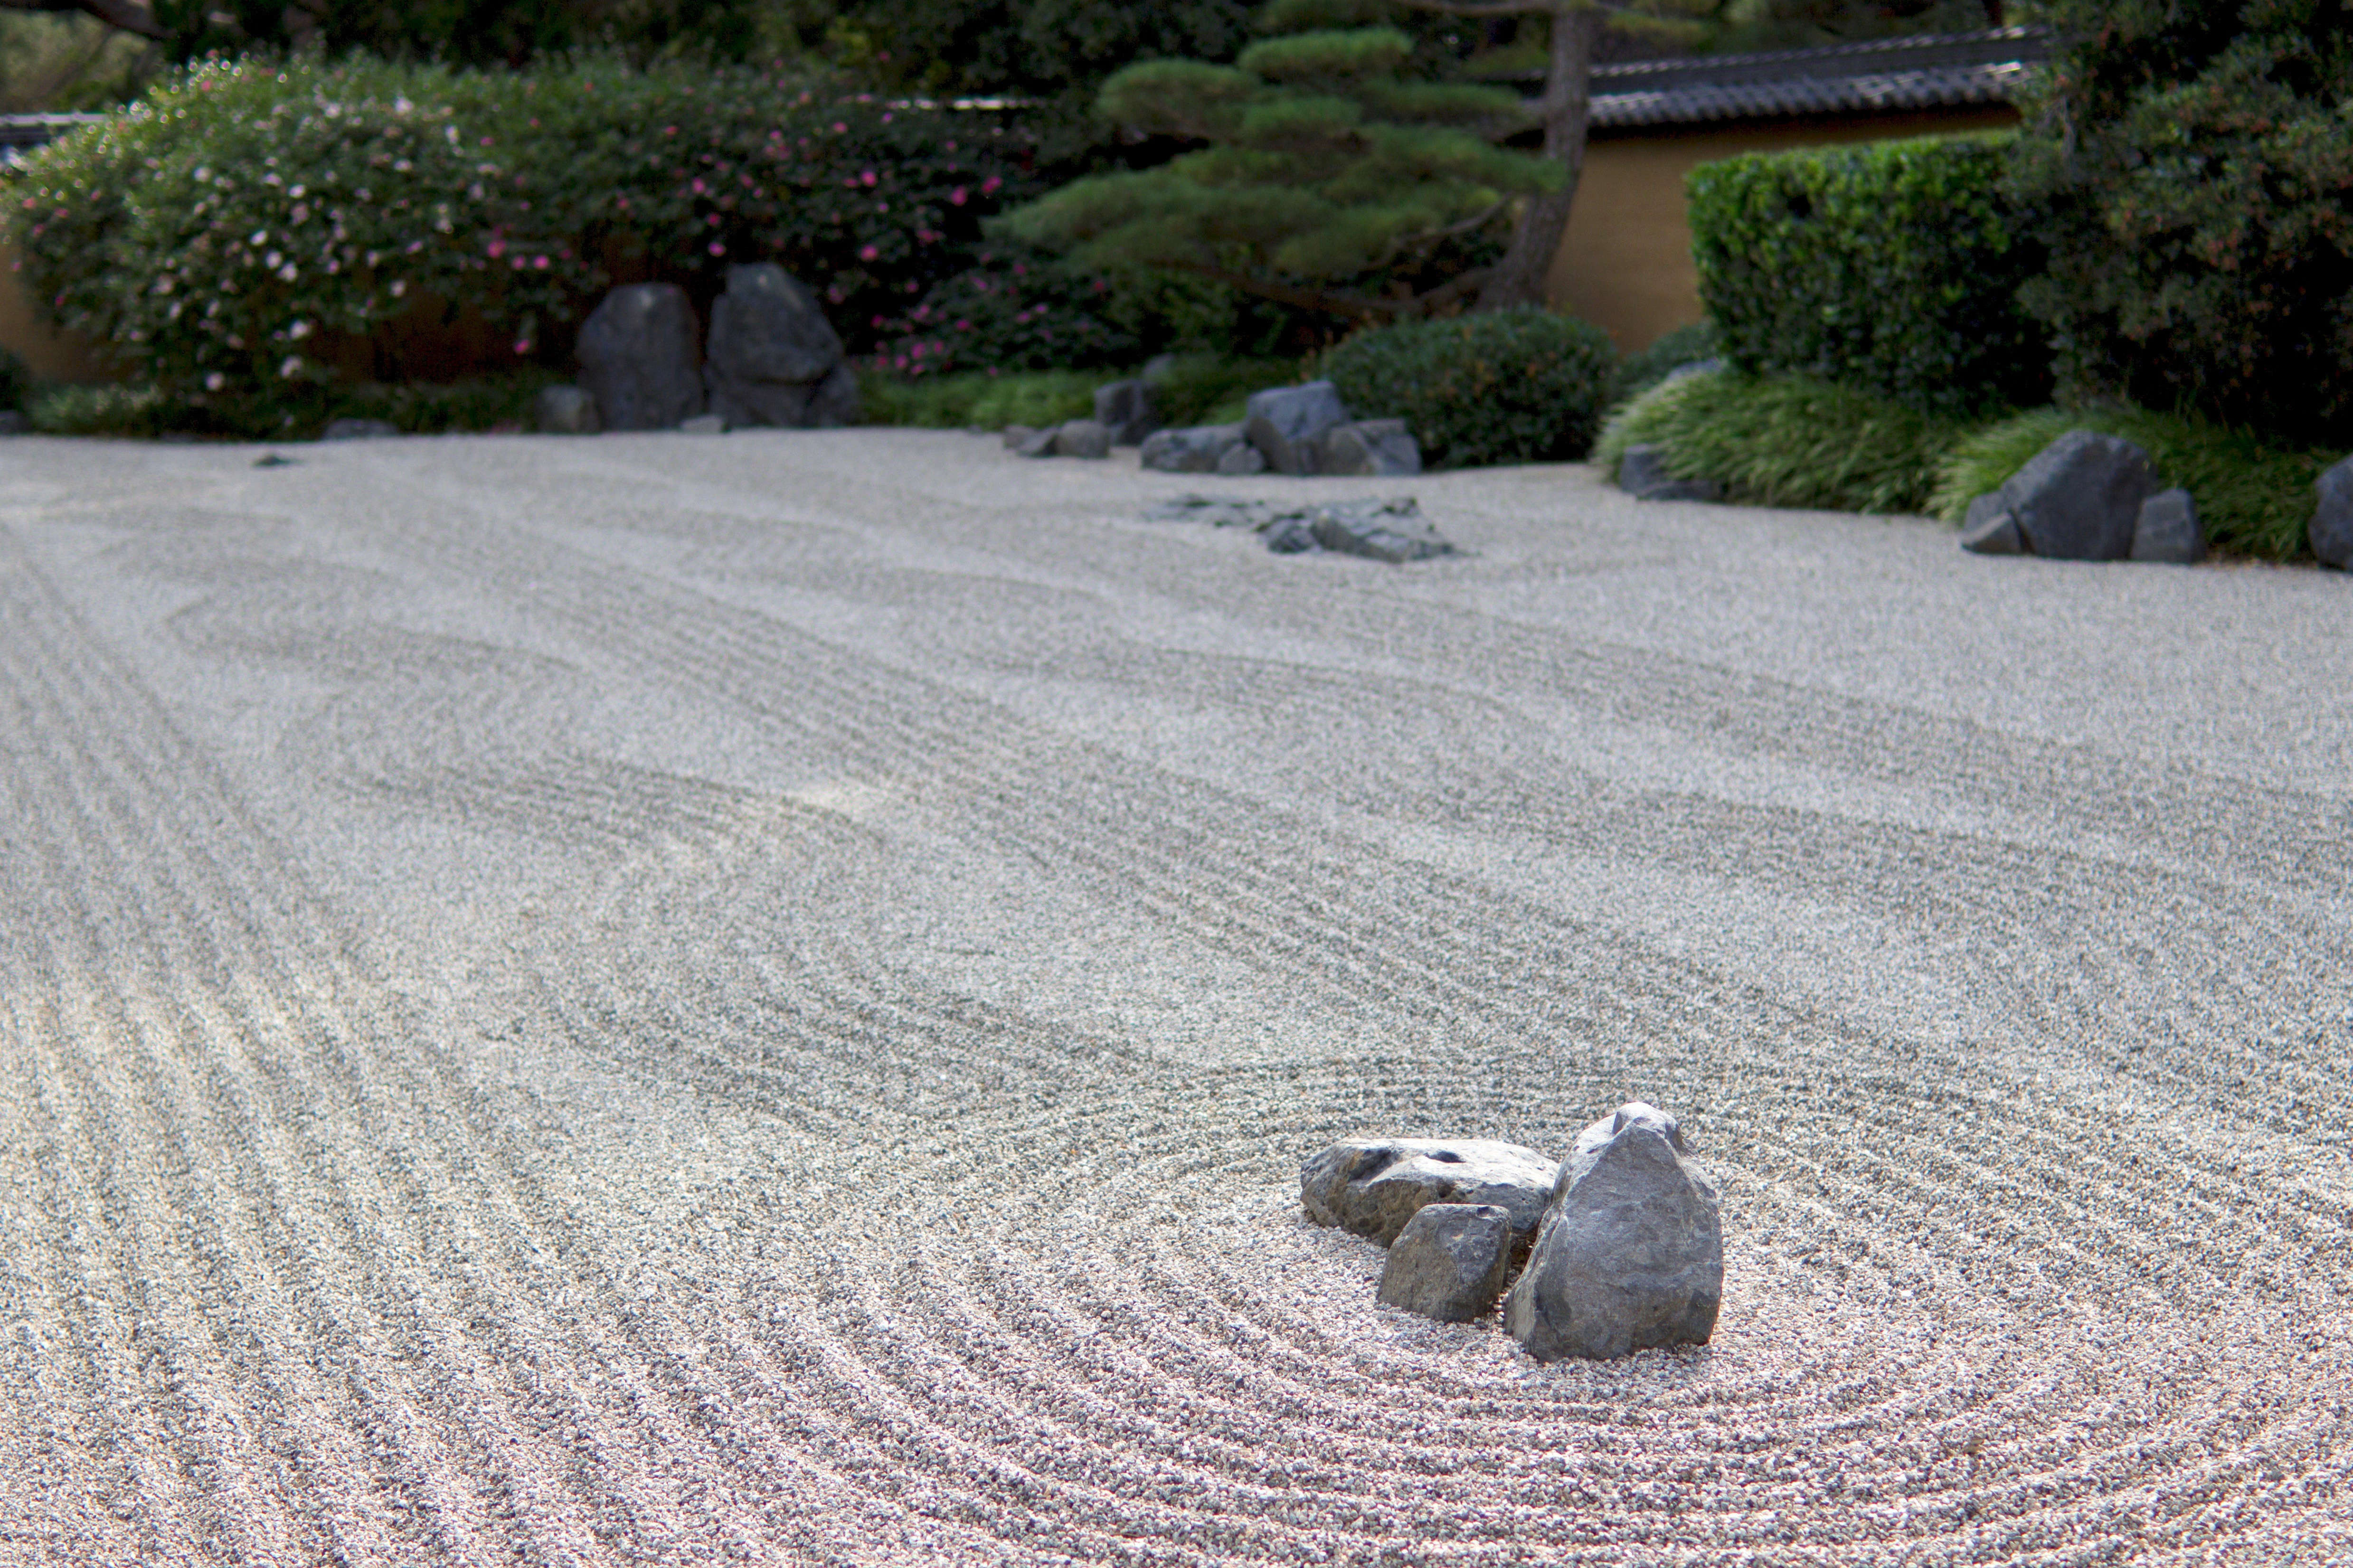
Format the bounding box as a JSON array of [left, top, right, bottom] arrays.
[[1503, 1102, 1722, 1362], [1309, 498, 1455, 563], [1616, 443, 1720, 502], [1301, 1137, 1557, 1250], [1319, 419, 1421, 477], [2130, 487, 2204, 565], [2309, 455, 2353, 570], [1244, 381, 1350, 476], [1998, 428, 2155, 560], [1014, 426, 1058, 459], [1141, 424, 1249, 473], [702, 263, 859, 430], [1001, 425, 1037, 451], [534, 385, 600, 435], [1959, 491, 2023, 555], [1378, 1203, 1513, 1322], [1092, 379, 1159, 446], [1051, 418, 1112, 459], [578, 283, 705, 431]]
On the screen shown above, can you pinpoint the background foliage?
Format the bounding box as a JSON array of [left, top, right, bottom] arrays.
[[1687, 132, 2048, 417], [1321, 307, 1616, 468]]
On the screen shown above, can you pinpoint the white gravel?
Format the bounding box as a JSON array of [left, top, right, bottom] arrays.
[[2, 426, 2350, 1566]]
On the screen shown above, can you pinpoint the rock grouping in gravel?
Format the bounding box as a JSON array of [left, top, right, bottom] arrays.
[[1300, 1137, 1557, 1247], [1141, 493, 1458, 562]]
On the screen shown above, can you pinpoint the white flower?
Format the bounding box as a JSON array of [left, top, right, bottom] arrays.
[[280, 356, 302, 378], [278, 264, 298, 281], [250, 229, 268, 245], [266, 250, 282, 267], [289, 184, 304, 199], [389, 279, 406, 297], [205, 372, 225, 391], [291, 204, 309, 224], [393, 96, 413, 115], [288, 319, 312, 340]]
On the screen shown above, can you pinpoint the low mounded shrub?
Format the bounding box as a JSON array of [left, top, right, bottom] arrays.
[[1930, 407, 2344, 562], [1609, 318, 1716, 406], [11, 55, 1049, 405], [1688, 133, 2046, 418], [1595, 370, 1967, 516], [1322, 308, 1616, 470]]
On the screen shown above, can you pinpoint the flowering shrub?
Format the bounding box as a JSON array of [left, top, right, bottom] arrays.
[[11, 56, 1045, 401], [868, 245, 1134, 378]]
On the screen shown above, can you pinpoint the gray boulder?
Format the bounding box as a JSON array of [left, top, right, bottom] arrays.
[[1244, 381, 1351, 476], [1014, 426, 1057, 459], [1320, 419, 1422, 477], [1002, 425, 1036, 450], [1616, 443, 1720, 502], [1217, 443, 1267, 476], [321, 417, 398, 441], [1051, 418, 1113, 459], [578, 283, 705, 431], [703, 263, 855, 429], [1960, 491, 2023, 555], [2131, 487, 2204, 565], [2311, 456, 2353, 570], [1503, 1102, 1722, 1362], [1300, 1137, 1557, 1250], [2000, 428, 2156, 560], [1140, 424, 1249, 474], [1092, 379, 1160, 446], [1309, 498, 1456, 563], [1378, 1203, 1513, 1323], [534, 385, 601, 435]]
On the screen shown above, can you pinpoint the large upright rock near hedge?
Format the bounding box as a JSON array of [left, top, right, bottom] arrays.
[[1999, 429, 2157, 561], [1503, 1102, 1722, 1362], [704, 264, 858, 429], [1245, 381, 1350, 475], [578, 283, 704, 431], [2313, 456, 2353, 570]]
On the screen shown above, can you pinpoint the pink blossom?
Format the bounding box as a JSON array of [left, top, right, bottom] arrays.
[[533, 255, 549, 269], [692, 178, 707, 193], [488, 239, 505, 257], [861, 170, 877, 187], [955, 319, 971, 331], [981, 176, 1002, 195], [514, 339, 531, 354], [832, 122, 847, 134], [709, 241, 726, 255], [859, 244, 879, 261]]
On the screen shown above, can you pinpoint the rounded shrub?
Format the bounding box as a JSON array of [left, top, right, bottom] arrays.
[[1321, 308, 1617, 469]]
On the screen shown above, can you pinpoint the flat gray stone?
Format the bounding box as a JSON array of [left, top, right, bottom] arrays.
[[1141, 494, 1261, 529], [1503, 1102, 1723, 1362], [1015, 426, 1057, 459], [1051, 419, 1112, 459], [1140, 424, 1247, 474], [321, 418, 398, 441], [1216, 442, 1267, 476], [1309, 498, 1455, 563], [1377, 1203, 1512, 1322], [678, 413, 726, 435], [1092, 379, 1160, 446], [578, 283, 704, 432], [1320, 419, 1421, 477], [2000, 429, 2155, 561], [1244, 381, 1350, 476], [1300, 1137, 1557, 1249], [1264, 515, 1318, 553], [533, 385, 600, 435], [1961, 491, 2023, 555], [2131, 487, 2204, 564], [2311, 456, 2353, 570]]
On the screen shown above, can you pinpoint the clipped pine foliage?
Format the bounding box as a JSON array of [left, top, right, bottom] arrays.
[[1595, 370, 1966, 516], [1321, 308, 1616, 468], [1687, 134, 2046, 418]]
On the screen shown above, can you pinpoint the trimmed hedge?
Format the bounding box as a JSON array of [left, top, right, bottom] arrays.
[[9, 56, 1091, 403], [1321, 308, 1616, 470], [1595, 370, 1967, 516], [1688, 134, 2047, 418]]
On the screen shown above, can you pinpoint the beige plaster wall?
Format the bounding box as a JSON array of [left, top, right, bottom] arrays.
[[1548, 106, 2020, 355], [0, 240, 115, 382]]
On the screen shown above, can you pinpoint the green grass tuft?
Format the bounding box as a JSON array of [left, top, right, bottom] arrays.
[[1594, 370, 1967, 516], [858, 357, 1300, 434], [1931, 406, 2342, 561]]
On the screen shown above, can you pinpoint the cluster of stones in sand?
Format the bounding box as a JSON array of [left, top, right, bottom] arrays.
[[1007, 378, 1422, 479], [1302, 1102, 1723, 1361]]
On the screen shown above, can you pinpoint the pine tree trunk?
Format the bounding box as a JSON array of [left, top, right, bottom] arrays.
[[1474, 2, 1603, 311]]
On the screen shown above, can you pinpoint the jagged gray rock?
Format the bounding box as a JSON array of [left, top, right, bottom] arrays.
[[1377, 1204, 1513, 1322], [1051, 419, 1113, 459], [1264, 515, 1318, 554], [1092, 380, 1160, 446], [2131, 487, 2204, 564], [1300, 1137, 1557, 1248], [1244, 381, 1350, 476], [1960, 491, 2023, 555], [1217, 443, 1267, 475], [1617, 443, 1720, 502], [534, 385, 600, 435], [2000, 429, 2156, 561], [2311, 456, 2353, 570], [1140, 424, 1249, 474], [1503, 1103, 1723, 1362], [578, 283, 705, 431], [1320, 419, 1422, 477], [1309, 499, 1456, 563], [702, 264, 857, 429]]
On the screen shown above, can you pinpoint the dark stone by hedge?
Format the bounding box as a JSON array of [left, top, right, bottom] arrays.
[[2130, 488, 2204, 565], [1140, 424, 1248, 474], [1320, 419, 1421, 477], [2312, 456, 2353, 570], [1244, 381, 1350, 476], [534, 385, 600, 435], [1377, 1203, 1513, 1323], [1051, 418, 1112, 459], [1217, 443, 1267, 475], [578, 283, 704, 431], [1092, 379, 1160, 446], [703, 264, 859, 430], [1503, 1102, 1723, 1363], [2001, 429, 2156, 561], [1960, 491, 2023, 555]]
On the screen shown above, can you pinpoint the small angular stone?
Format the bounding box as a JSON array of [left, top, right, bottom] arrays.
[[1503, 1103, 1723, 1362], [2309, 456, 2353, 570], [1244, 381, 1350, 475], [1140, 424, 1247, 473], [2130, 487, 2204, 564], [1320, 419, 1422, 477], [1264, 515, 1319, 554], [534, 385, 600, 435], [1015, 426, 1057, 459], [1300, 1137, 1558, 1249], [1309, 498, 1456, 563], [2000, 428, 2155, 561], [1378, 1204, 1513, 1322], [1961, 491, 2024, 555], [1092, 379, 1160, 445], [1051, 418, 1112, 459], [1217, 442, 1267, 476]]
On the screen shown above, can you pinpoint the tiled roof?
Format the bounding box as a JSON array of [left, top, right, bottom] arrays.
[[1577, 27, 2052, 129], [0, 113, 104, 167]]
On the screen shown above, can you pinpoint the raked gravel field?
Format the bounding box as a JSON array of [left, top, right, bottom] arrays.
[[3, 426, 2352, 1567]]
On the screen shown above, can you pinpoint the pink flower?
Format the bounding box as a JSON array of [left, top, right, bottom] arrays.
[[859, 244, 879, 261], [533, 255, 549, 269], [860, 170, 877, 187], [871, 314, 886, 327], [832, 122, 847, 134], [709, 241, 726, 255], [910, 343, 926, 359], [488, 239, 505, 257], [949, 187, 967, 206], [981, 176, 1002, 195], [955, 319, 971, 331], [513, 339, 531, 354], [692, 178, 707, 193]]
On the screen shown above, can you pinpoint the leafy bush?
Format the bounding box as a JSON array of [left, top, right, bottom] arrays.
[[2006, 0, 2353, 446], [1145, 353, 1297, 427], [1608, 318, 1716, 405], [10, 55, 1043, 405], [26, 372, 564, 439], [1595, 370, 1969, 516], [1322, 308, 1616, 469], [867, 244, 1136, 378], [1687, 133, 2047, 417], [1930, 407, 2344, 562]]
